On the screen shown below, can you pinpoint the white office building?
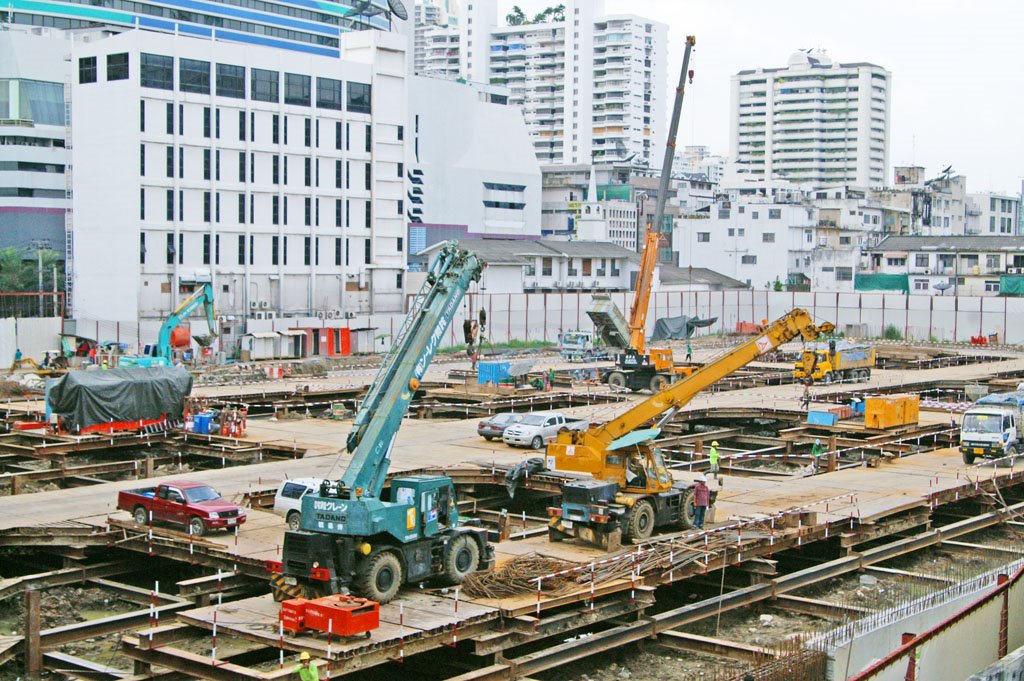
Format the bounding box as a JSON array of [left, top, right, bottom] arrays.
[[967, 192, 1020, 236], [71, 30, 408, 335], [406, 76, 541, 236], [0, 27, 73, 257], [414, 0, 460, 80], [730, 49, 891, 187], [466, 0, 666, 167]]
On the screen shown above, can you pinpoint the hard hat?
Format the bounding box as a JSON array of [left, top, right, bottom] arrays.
[[711, 441, 719, 447], [815, 438, 821, 445], [696, 474, 707, 482], [300, 652, 311, 661]]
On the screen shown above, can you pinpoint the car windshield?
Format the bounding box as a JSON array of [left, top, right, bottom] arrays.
[[492, 413, 519, 425], [184, 485, 222, 503], [963, 413, 1002, 434], [520, 414, 548, 426]]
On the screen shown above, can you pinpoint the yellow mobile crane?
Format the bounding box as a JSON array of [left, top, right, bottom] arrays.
[[547, 309, 834, 550]]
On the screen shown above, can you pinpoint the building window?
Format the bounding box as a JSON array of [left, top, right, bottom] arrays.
[[139, 231, 146, 264], [364, 163, 371, 190], [140, 53, 173, 90], [272, 196, 279, 225], [913, 279, 928, 291], [768, 208, 781, 220], [272, 114, 279, 144], [304, 236, 311, 265], [284, 73, 311, 106], [335, 160, 342, 189], [839, 236, 852, 245], [238, 234, 246, 265], [886, 257, 906, 267], [304, 158, 311, 186], [140, 100, 145, 131], [179, 59, 210, 94], [304, 197, 311, 226], [316, 77, 343, 110], [272, 156, 280, 184], [165, 189, 174, 221], [203, 149, 211, 180], [365, 124, 372, 152], [238, 194, 245, 224], [696, 232, 710, 243], [203, 233, 211, 264], [915, 254, 929, 267], [741, 255, 757, 264], [987, 254, 1000, 269], [335, 199, 342, 228], [347, 82, 372, 114], [215, 108, 221, 138], [397, 125, 404, 141], [178, 147, 184, 179], [335, 237, 342, 266], [836, 267, 853, 281], [751, 211, 759, 219], [140, 144, 146, 176], [251, 68, 278, 103], [107, 53, 129, 81], [216, 63, 245, 98], [762, 233, 775, 243], [542, 257, 552, 276], [166, 233, 174, 264], [335, 121, 342, 150], [304, 118, 311, 147], [78, 56, 97, 84], [203, 107, 211, 138], [203, 191, 211, 222], [985, 280, 1000, 292], [364, 239, 371, 264], [272, 235, 280, 265], [165, 102, 174, 134], [239, 110, 246, 141], [238, 152, 246, 183], [396, 272, 403, 289], [139, 188, 145, 221], [364, 200, 371, 227], [718, 209, 730, 219], [166, 146, 174, 178]]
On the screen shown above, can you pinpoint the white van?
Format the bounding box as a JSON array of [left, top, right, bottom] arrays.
[[273, 478, 321, 530]]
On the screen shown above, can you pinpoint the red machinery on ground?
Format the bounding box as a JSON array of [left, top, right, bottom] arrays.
[[279, 595, 380, 638]]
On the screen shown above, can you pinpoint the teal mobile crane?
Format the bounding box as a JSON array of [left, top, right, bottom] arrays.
[[272, 242, 493, 603]]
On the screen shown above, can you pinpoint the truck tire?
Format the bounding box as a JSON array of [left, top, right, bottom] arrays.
[[286, 511, 302, 531], [649, 374, 669, 392], [607, 371, 627, 389], [443, 534, 481, 584], [189, 516, 206, 537], [133, 506, 148, 525], [625, 499, 655, 541], [355, 550, 404, 603], [962, 450, 976, 465], [677, 489, 696, 529], [531, 436, 544, 450], [483, 435, 494, 441]]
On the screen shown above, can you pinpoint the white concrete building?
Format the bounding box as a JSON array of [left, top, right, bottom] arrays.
[[414, 0, 447, 75], [967, 192, 1020, 236], [406, 76, 540, 237], [730, 49, 891, 187], [71, 30, 408, 339], [470, 1, 666, 167], [866, 235, 1024, 297], [0, 27, 73, 257], [573, 167, 637, 250], [420, 25, 461, 80]]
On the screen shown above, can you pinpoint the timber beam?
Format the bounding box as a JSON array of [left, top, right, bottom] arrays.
[[769, 595, 874, 620], [862, 566, 955, 587], [656, 630, 775, 664]]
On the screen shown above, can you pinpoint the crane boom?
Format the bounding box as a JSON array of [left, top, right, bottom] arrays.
[[156, 283, 217, 363], [337, 242, 483, 500]]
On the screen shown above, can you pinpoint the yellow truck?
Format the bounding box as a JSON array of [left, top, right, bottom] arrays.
[[794, 341, 875, 384]]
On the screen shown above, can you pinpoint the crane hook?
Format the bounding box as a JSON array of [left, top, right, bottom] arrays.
[[688, 70, 694, 84]]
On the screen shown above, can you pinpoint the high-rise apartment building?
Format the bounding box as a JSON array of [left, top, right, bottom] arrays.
[[730, 49, 891, 187], [414, 0, 459, 79], [461, 0, 666, 167], [0, 27, 71, 257], [71, 30, 408, 339]]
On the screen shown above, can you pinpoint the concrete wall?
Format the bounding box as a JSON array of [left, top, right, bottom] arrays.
[[968, 642, 1024, 680], [0, 317, 63, 365]]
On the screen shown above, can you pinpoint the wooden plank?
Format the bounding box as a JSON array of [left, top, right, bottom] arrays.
[[657, 630, 775, 663]]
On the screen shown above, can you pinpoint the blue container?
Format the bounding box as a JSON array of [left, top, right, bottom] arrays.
[[477, 361, 511, 385], [806, 411, 838, 426], [850, 399, 865, 414], [193, 413, 212, 434]]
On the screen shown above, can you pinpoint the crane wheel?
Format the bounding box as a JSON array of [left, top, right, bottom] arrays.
[[607, 371, 627, 389], [355, 550, 404, 603], [678, 489, 696, 529], [649, 374, 669, 392], [443, 534, 481, 584], [625, 499, 655, 541]]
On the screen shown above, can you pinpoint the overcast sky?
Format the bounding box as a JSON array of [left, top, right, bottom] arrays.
[[495, 0, 1023, 193]]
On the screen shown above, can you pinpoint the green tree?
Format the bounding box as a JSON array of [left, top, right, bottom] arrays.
[[506, 5, 526, 25], [0, 247, 64, 293]]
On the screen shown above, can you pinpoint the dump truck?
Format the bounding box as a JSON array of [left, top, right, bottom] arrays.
[[960, 391, 1024, 464], [794, 340, 875, 384]]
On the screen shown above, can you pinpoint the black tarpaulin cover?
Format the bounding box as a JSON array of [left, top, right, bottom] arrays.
[[48, 366, 193, 430], [650, 315, 718, 341]]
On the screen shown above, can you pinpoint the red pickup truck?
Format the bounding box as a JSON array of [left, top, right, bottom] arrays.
[[118, 480, 247, 536]]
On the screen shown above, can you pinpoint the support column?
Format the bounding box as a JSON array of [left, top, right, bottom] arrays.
[[24, 589, 41, 679]]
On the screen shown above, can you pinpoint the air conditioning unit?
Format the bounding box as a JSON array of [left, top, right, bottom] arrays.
[[260, 300, 270, 309], [249, 300, 259, 309], [316, 311, 326, 319], [1010, 267, 1022, 275], [326, 310, 337, 320], [332, 308, 342, 319], [217, 315, 228, 323], [344, 311, 356, 319]]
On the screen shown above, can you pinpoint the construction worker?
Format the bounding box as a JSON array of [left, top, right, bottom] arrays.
[[693, 475, 710, 529], [296, 652, 319, 681], [685, 342, 692, 362], [13, 348, 22, 363], [708, 441, 720, 478], [811, 438, 826, 473], [800, 383, 811, 410]]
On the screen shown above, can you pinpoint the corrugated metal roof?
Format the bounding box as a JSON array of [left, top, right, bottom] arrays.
[[871, 236, 1024, 252]]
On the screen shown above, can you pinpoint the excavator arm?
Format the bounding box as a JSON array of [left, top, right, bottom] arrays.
[[156, 283, 217, 363]]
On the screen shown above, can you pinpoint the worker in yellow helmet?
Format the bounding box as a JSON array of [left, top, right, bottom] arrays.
[[297, 652, 319, 681], [709, 440, 720, 479]]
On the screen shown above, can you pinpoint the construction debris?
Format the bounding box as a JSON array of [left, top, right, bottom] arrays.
[[462, 553, 580, 598]]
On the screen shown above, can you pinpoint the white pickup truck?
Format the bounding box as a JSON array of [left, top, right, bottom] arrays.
[[502, 411, 590, 450]]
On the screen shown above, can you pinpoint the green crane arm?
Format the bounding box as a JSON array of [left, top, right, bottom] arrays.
[[337, 242, 483, 500]]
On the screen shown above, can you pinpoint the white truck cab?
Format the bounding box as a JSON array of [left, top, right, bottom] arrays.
[[960, 391, 1024, 464]]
